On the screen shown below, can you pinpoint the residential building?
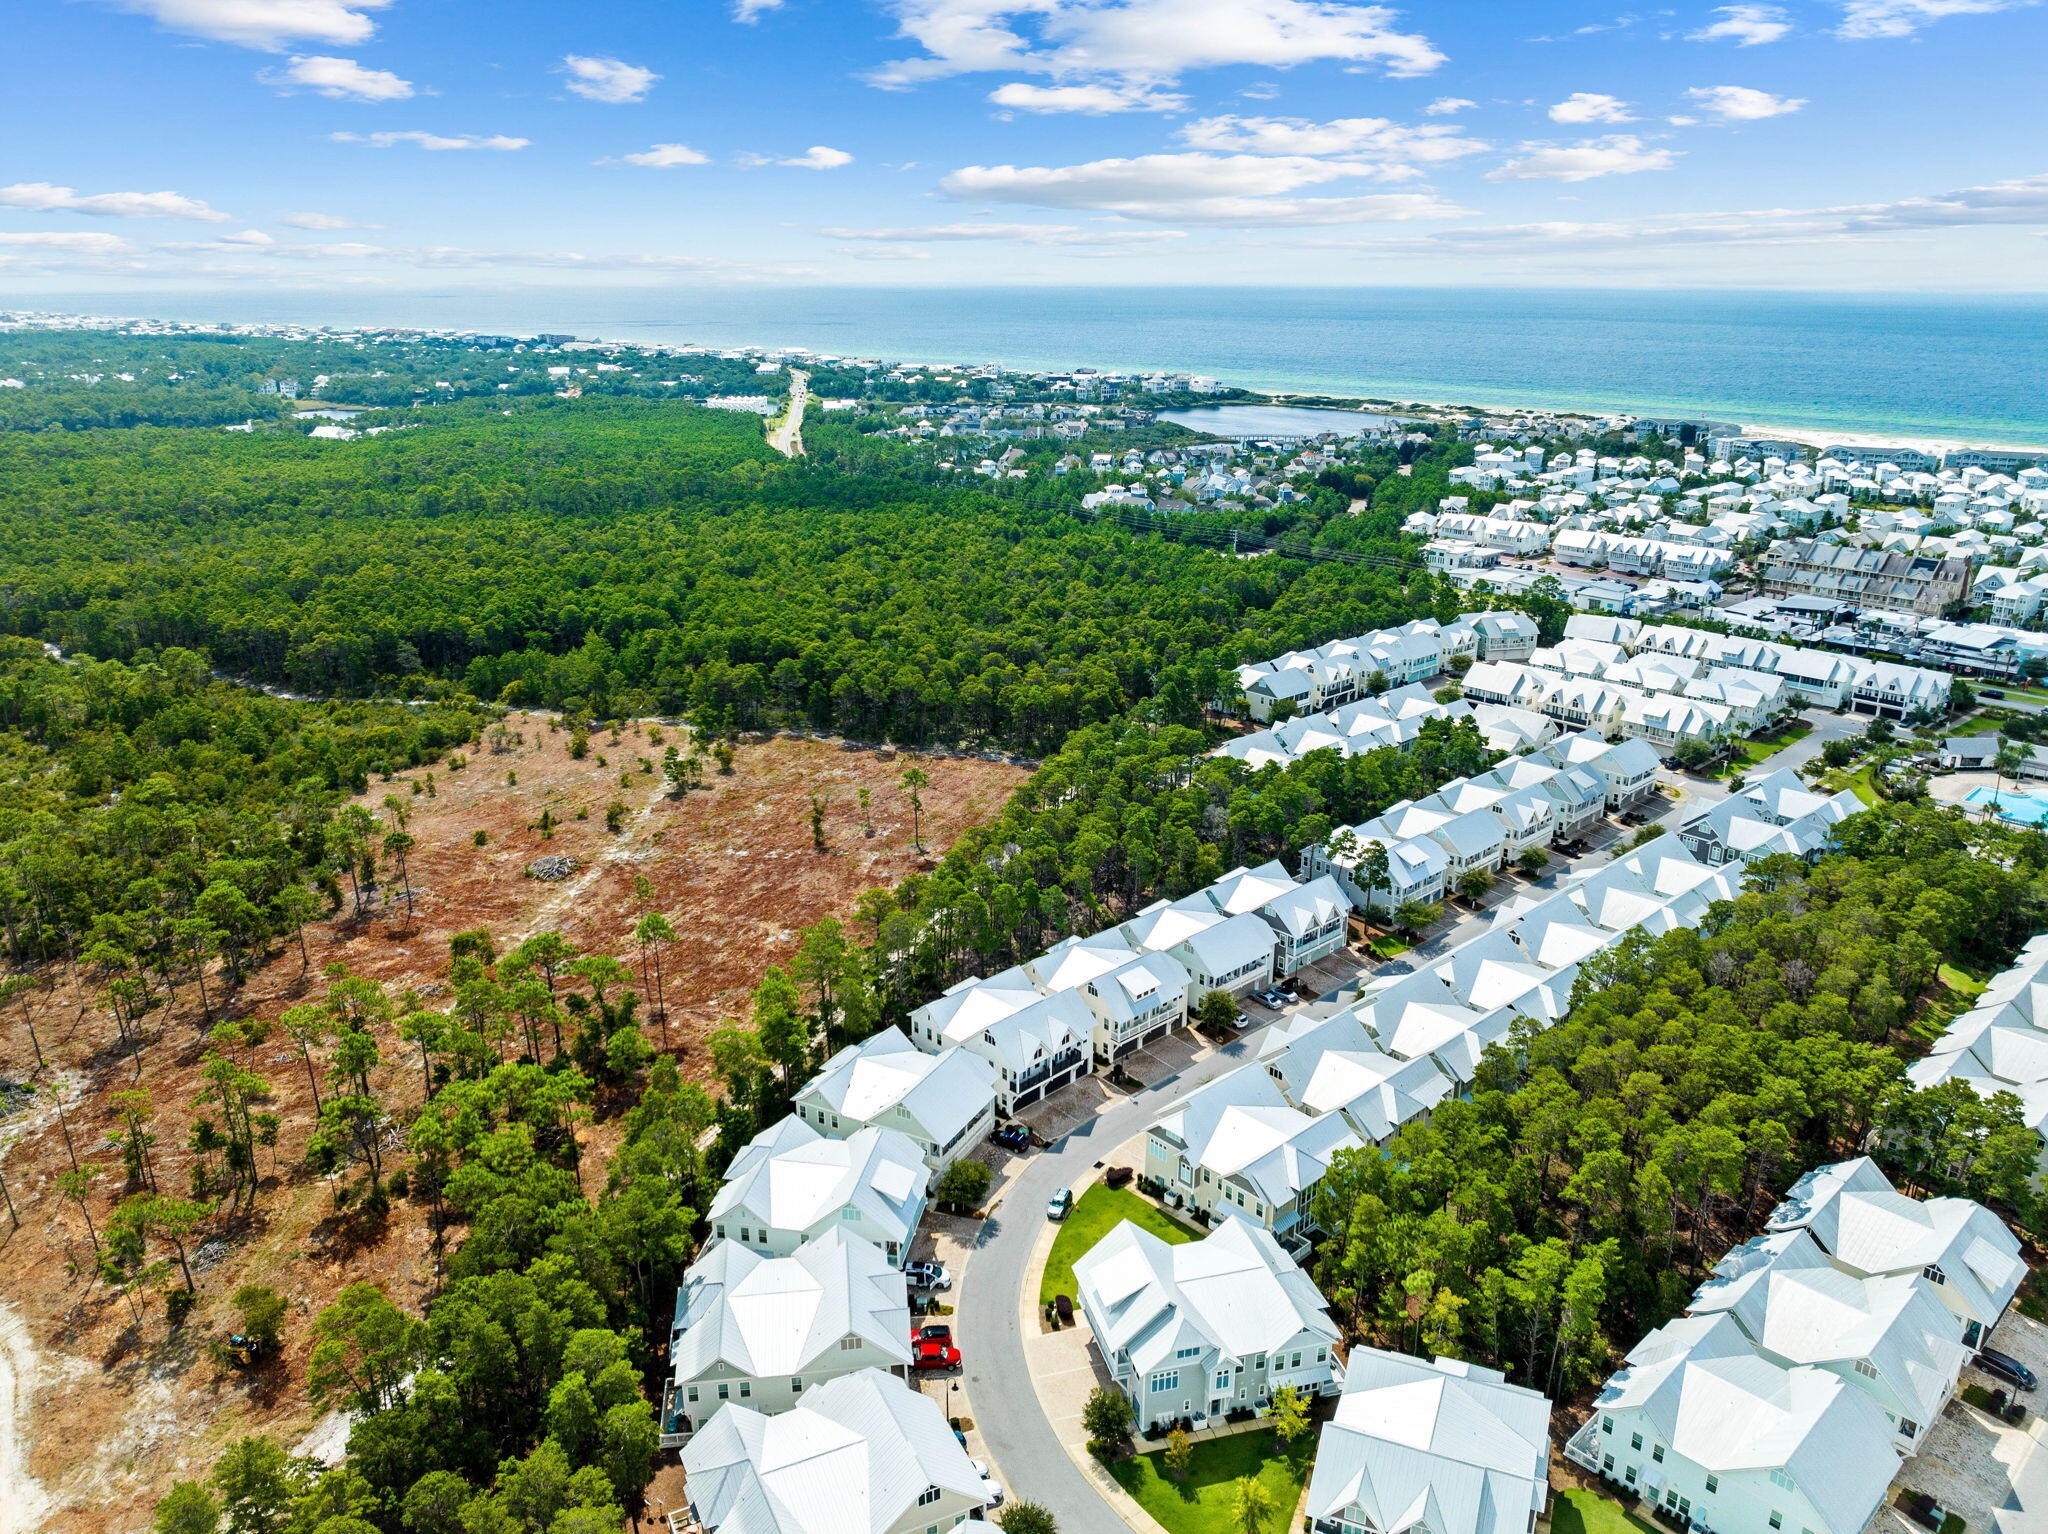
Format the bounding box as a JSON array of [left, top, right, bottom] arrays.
[[666, 1228, 911, 1439], [1760, 540, 1974, 617], [1073, 1215, 1344, 1432], [1143, 1065, 1363, 1245], [708, 1118, 929, 1265], [681, 1369, 993, 1534], [795, 1028, 998, 1171], [1306, 1349, 1551, 1534]]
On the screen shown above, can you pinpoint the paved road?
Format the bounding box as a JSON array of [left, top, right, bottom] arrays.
[[955, 1030, 1273, 1534], [768, 369, 809, 458]]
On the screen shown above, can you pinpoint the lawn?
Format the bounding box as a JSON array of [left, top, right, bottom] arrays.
[[1107, 1429, 1311, 1534], [1549, 1488, 1663, 1534], [1718, 724, 1813, 776], [1040, 1184, 1201, 1305]]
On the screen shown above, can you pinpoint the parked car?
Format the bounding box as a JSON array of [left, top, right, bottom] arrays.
[[1253, 987, 1287, 1009], [913, 1337, 962, 1371], [1982, 689, 2007, 700], [990, 1124, 1031, 1153], [1273, 985, 1300, 1005], [968, 1461, 1006, 1507], [916, 1324, 953, 1345], [1976, 1347, 2038, 1391], [902, 1260, 952, 1291], [1232, 1009, 1252, 1029], [1047, 1187, 1074, 1221]]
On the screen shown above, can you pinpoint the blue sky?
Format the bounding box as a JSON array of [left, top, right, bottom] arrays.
[[6, 0, 2047, 291]]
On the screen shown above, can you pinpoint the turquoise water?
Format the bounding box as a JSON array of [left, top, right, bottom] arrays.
[[35, 286, 2048, 443], [1965, 787, 2048, 825]]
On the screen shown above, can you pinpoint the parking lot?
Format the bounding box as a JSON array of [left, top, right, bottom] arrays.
[[1865, 1312, 2048, 1534]]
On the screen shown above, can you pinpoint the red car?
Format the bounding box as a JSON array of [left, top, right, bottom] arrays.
[[913, 1337, 962, 1371]]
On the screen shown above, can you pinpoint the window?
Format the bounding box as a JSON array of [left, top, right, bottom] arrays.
[[1601, 1456, 1614, 1476], [839, 1335, 863, 1351], [1624, 1468, 1637, 1487], [1150, 1373, 1181, 1394], [717, 1384, 730, 1401], [1770, 1470, 1795, 1494], [841, 1208, 860, 1221], [1600, 1417, 1613, 1435], [1899, 1419, 1919, 1439], [738, 1229, 750, 1244], [1651, 1445, 1664, 1463], [739, 1383, 750, 1399], [1704, 1477, 1718, 1495], [1923, 1265, 1947, 1286], [791, 1378, 802, 1393], [1215, 1371, 1232, 1392], [917, 1487, 943, 1508], [1630, 1433, 1643, 1451], [1853, 1358, 1879, 1380], [687, 1386, 700, 1403], [1769, 1516, 1782, 1531], [1177, 1347, 1202, 1360]]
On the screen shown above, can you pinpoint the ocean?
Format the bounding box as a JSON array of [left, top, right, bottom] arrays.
[[31, 285, 2048, 445]]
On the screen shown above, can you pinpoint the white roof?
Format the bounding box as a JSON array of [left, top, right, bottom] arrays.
[[1074, 1215, 1340, 1377], [1307, 1349, 1551, 1534], [1123, 894, 1226, 954], [798, 1028, 996, 1150], [671, 1228, 911, 1382], [1151, 1064, 1364, 1209], [683, 1369, 987, 1534], [710, 1120, 928, 1247], [1208, 861, 1302, 917]]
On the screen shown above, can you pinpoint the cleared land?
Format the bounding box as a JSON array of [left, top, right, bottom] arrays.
[[0, 714, 1029, 1534]]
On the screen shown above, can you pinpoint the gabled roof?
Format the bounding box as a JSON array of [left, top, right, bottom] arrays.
[[683, 1368, 988, 1534], [798, 1029, 997, 1150], [709, 1121, 928, 1245], [1028, 930, 1137, 994], [671, 1228, 912, 1382], [1075, 1215, 1340, 1378], [1307, 1349, 1550, 1534], [1150, 1065, 1363, 1208], [1123, 894, 1226, 954], [1208, 860, 1301, 917], [1084, 951, 1193, 1025]]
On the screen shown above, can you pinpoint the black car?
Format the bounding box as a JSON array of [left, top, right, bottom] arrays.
[[1981, 689, 2007, 700], [990, 1124, 1030, 1152], [1976, 1347, 2038, 1391]]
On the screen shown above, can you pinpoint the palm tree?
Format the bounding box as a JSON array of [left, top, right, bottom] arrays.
[[1993, 742, 2030, 817]]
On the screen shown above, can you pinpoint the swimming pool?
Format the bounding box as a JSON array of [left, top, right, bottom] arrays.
[[1964, 786, 2048, 825]]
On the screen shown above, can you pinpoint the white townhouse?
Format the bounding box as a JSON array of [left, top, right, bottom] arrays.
[[1847, 659, 1952, 720], [1073, 1215, 1344, 1433], [795, 1027, 997, 1171], [1465, 611, 1541, 660], [1566, 1310, 1902, 1534], [1306, 1349, 1551, 1534], [666, 1228, 912, 1440], [1472, 757, 1608, 842], [909, 970, 1092, 1113], [1167, 907, 1280, 1001], [1028, 929, 1193, 1065], [1210, 860, 1350, 976], [1427, 778, 1556, 857], [1533, 730, 1660, 809], [1619, 690, 1732, 750], [1305, 828, 1452, 915], [1364, 800, 1507, 882], [1771, 648, 1864, 711], [1462, 660, 1550, 711], [1686, 1228, 1967, 1451], [682, 1369, 994, 1534], [1144, 1064, 1363, 1245], [1339, 971, 1516, 1095], [708, 1118, 929, 1266], [1767, 1157, 2026, 1349]]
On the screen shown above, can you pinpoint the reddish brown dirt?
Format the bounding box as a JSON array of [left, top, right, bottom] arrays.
[[0, 714, 1028, 1534]]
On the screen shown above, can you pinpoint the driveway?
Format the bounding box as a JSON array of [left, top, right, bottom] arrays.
[[955, 1024, 1276, 1534]]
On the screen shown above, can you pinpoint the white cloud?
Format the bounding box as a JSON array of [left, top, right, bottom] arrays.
[[750, 145, 854, 169], [331, 131, 529, 151], [733, 0, 781, 18], [989, 81, 1186, 113], [280, 210, 383, 228], [613, 144, 711, 168], [1547, 92, 1635, 124], [1690, 5, 1794, 44], [263, 54, 413, 101], [218, 229, 276, 244], [559, 55, 661, 104], [1685, 84, 1806, 119], [1835, 0, 2028, 38], [1486, 135, 1679, 181], [1423, 96, 1476, 115], [0, 182, 231, 220], [88, 0, 390, 51], [867, 0, 1444, 88], [938, 151, 1463, 224], [0, 231, 135, 253], [1177, 113, 1487, 161], [840, 245, 934, 260], [822, 221, 1188, 245]]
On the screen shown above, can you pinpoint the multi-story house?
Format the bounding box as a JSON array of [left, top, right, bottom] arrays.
[[1073, 1215, 1344, 1432], [665, 1228, 911, 1441], [708, 1119, 929, 1267], [794, 1028, 997, 1172]]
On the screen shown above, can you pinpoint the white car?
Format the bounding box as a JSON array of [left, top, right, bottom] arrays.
[[969, 1465, 1006, 1508]]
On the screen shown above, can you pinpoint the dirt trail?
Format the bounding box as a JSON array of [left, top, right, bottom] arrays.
[[0, 1301, 55, 1534]]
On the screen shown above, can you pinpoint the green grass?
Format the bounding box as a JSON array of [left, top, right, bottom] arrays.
[[1368, 933, 1414, 959], [1106, 1430, 1311, 1534], [1715, 724, 1813, 777], [1041, 1184, 1200, 1305], [1550, 1488, 1663, 1534], [1939, 963, 1990, 998]]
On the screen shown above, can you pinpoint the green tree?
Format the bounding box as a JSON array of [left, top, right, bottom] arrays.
[[1229, 1475, 1277, 1534], [1082, 1384, 1133, 1453], [1270, 1385, 1310, 1453], [933, 1157, 993, 1209], [901, 766, 931, 852], [309, 1282, 422, 1413], [1194, 989, 1240, 1030], [998, 1503, 1058, 1534], [1163, 1427, 1192, 1482], [155, 1482, 222, 1534]]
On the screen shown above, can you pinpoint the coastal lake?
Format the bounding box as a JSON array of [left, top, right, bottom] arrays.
[[1157, 404, 1414, 438]]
